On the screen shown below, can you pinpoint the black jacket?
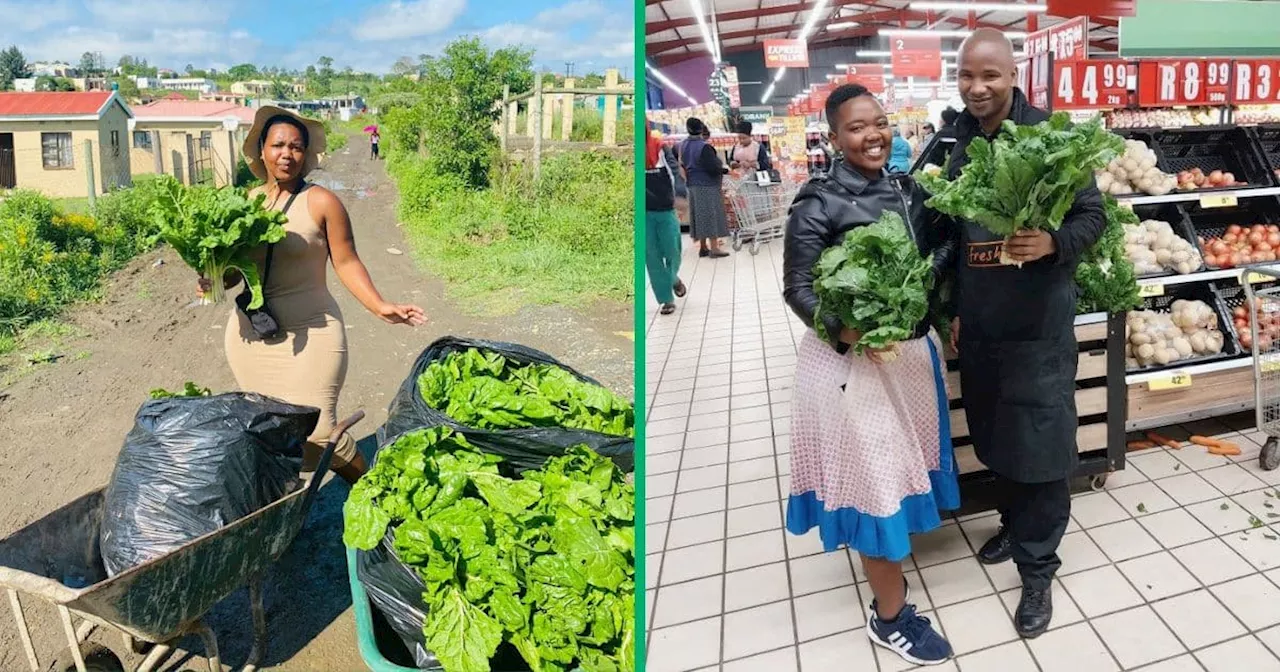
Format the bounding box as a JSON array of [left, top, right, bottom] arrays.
[[646, 158, 676, 212], [783, 159, 958, 353], [950, 87, 1107, 483]]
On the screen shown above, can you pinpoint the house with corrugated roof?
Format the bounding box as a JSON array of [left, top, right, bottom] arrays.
[[0, 91, 133, 197], [129, 100, 255, 187]]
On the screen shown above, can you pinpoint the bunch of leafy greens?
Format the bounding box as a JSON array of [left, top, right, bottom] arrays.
[[343, 427, 634, 672], [812, 211, 934, 352], [148, 382, 213, 400], [1075, 195, 1142, 314], [149, 180, 288, 309], [419, 349, 634, 437], [917, 113, 1123, 240]]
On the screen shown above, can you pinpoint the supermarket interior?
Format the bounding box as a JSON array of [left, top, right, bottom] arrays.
[[643, 1, 1280, 671]]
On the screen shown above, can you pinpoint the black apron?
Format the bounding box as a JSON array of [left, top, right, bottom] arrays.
[[951, 90, 1082, 484]]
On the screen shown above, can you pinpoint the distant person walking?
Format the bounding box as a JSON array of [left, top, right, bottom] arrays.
[[370, 130, 380, 160]]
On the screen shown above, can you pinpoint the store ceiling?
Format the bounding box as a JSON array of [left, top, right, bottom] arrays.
[[645, 0, 1121, 65]]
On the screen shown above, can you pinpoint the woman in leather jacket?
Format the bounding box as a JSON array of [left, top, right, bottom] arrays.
[[782, 83, 960, 666]]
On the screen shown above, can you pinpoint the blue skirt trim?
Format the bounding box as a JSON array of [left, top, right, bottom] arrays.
[[785, 337, 961, 562]]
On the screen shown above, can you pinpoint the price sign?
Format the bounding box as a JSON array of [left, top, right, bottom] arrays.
[[1149, 371, 1193, 391], [1199, 194, 1239, 209], [1054, 60, 1132, 109], [1138, 283, 1165, 298], [1138, 59, 1233, 107], [1231, 59, 1280, 104], [1017, 59, 1031, 95], [1026, 16, 1089, 63], [1246, 271, 1275, 284], [1261, 358, 1280, 374]]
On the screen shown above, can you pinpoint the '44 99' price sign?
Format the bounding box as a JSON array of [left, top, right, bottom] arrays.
[[1053, 60, 1132, 110]]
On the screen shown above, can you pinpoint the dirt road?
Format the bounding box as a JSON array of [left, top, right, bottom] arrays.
[[0, 135, 633, 671]]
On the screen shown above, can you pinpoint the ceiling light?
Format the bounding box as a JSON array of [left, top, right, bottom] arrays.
[[774, 67, 788, 83], [645, 61, 698, 105], [880, 28, 1027, 39], [762, 83, 776, 103], [909, 1, 1047, 11], [827, 21, 859, 31], [688, 0, 721, 64], [798, 0, 831, 41]]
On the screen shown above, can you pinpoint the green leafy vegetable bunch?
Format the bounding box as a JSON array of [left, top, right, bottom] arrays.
[[148, 381, 213, 399], [1075, 194, 1142, 315], [343, 427, 634, 672], [812, 210, 934, 353], [419, 349, 634, 438], [150, 181, 288, 309], [917, 112, 1123, 241]]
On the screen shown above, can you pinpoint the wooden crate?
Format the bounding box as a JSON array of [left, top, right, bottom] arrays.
[[954, 421, 1109, 475], [945, 350, 1108, 401], [1128, 364, 1254, 425], [949, 387, 1107, 438]]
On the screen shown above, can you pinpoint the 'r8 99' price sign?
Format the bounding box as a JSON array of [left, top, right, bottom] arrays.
[[1053, 60, 1132, 110]]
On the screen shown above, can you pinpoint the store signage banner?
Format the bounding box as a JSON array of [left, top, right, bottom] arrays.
[[1052, 60, 1132, 109], [891, 35, 942, 79], [723, 66, 741, 108], [740, 106, 773, 128], [1025, 16, 1089, 63], [764, 40, 809, 68], [1029, 53, 1052, 109], [1231, 59, 1280, 104], [1137, 59, 1232, 106], [1048, 0, 1135, 17], [1120, 0, 1280, 57], [845, 64, 886, 94]]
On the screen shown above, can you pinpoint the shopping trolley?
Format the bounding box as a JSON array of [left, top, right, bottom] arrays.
[[726, 180, 800, 256], [1243, 269, 1280, 470]]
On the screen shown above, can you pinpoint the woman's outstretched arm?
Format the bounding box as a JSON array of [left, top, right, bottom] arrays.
[[315, 187, 426, 326]]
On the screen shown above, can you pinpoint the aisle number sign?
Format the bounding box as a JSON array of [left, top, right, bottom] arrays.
[[1053, 60, 1132, 110], [845, 65, 886, 94], [891, 35, 943, 79], [1149, 372, 1192, 391], [1137, 59, 1232, 107]]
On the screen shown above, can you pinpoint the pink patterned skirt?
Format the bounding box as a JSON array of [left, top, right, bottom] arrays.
[[786, 329, 959, 562]]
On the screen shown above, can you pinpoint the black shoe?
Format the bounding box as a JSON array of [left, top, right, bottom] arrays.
[[709, 250, 730, 258], [673, 280, 687, 298], [1015, 585, 1053, 639], [977, 527, 1014, 565], [660, 303, 676, 315], [699, 248, 710, 257]]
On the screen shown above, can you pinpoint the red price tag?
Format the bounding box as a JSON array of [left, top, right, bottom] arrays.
[[845, 65, 886, 94], [1204, 59, 1232, 105], [1017, 59, 1031, 94], [1232, 59, 1280, 104], [1027, 17, 1088, 63], [1054, 60, 1132, 109]]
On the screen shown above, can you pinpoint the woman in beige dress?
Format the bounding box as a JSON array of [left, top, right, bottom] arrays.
[[199, 106, 425, 484]]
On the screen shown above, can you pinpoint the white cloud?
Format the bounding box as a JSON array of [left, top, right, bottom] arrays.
[[0, 0, 77, 34], [351, 0, 468, 41], [83, 0, 237, 26], [16, 26, 263, 68], [532, 0, 608, 27]]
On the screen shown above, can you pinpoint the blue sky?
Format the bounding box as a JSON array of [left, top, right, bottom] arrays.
[[0, 0, 634, 76]]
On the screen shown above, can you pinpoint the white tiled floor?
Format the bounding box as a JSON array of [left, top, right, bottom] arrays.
[[644, 241, 1280, 671]]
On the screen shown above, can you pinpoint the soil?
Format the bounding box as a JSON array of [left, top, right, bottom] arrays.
[[0, 136, 633, 671]]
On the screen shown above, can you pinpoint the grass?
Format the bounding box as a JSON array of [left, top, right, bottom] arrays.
[[511, 106, 634, 145], [390, 150, 634, 314]]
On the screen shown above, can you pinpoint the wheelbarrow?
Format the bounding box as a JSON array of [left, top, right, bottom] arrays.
[[0, 410, 366, 672]]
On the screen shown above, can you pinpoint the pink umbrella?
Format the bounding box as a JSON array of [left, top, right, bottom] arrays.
[[363, 125, 379, 133]]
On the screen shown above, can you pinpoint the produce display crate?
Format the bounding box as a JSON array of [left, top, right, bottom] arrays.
[[1129, 202, 1205, 278], [945, 316, 1126, 486], [1125, 282, 1241, 374], [1213, 278, 1280, 355], [1147, 125, 1277, 189], [1182, 196, 1280, 269], [1250, 124, 1280, 179]]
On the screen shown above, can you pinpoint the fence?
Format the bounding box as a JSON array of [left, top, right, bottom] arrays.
[[495, 68, 634, 180], [0, 129, 245, 206]]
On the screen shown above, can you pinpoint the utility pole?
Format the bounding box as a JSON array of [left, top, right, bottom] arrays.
[[564, 62, 574, 79]]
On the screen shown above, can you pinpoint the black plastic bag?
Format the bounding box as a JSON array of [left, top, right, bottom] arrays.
[[377, 336, 634, 473], [363, 336, 632, 669], [100, 393, 319, 576]]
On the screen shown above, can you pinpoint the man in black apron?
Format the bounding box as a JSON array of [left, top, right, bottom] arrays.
[[948, 28, 1106, 638]]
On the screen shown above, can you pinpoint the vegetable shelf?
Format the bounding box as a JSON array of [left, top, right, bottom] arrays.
[[1124, 282, 1239, 374], [1146, 126, 1277, 191]]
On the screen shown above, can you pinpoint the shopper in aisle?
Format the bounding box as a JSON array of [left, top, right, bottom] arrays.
[[646, 127, 687, 315], [678, 118, 731, 258], [947, 28, 1106, 639], [730, 120, 772, 172], [938, 107, 959, 139], [782, 82, 960, 667], [889, 128, 913, 173], [920, 122, 936, 150]]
